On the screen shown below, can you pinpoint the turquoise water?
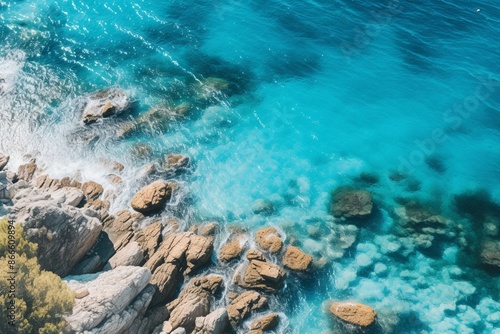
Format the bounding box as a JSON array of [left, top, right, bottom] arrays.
[[1, 0, 499, 333]]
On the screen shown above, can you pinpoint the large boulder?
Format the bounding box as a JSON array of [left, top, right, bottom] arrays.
[[64, 266, 153, 333], [255, 227, 283, 253], [131, 180, 177, 213], [234, 249, 286, 293], [282, 246, 313, 271], [105, 241, 145, 270], [145, 232, 213, 305], [329, 302, 377, 327], [0, 153, 9, 171], [82, 88, 130, 124], [227, 291, 267, 328], [11, 187, 102, 276], [330, 187, 373, 219]]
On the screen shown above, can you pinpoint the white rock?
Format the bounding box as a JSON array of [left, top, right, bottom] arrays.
[[64, 266, 152, 333]]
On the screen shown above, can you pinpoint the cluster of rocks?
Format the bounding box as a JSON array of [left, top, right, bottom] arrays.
[[0, 153, 381, 334]]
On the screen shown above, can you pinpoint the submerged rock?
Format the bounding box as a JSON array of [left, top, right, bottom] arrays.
[[164, 154, 191, 174], [227, 291, 267, 328], [255, 227, 283, 254], [234, 249, 286, 293], [252, 199, 276, 216], [329, 301, 377, 327], [131, 180, 177, 213], [330, 187, 373, 219], [480, 239, 500, 269], [282, 246, 313, 271], [64, 266, 153, 333], [82, 88, 130, 124]]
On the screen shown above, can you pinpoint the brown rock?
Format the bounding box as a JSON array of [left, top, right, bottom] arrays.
[[0, 153, 9, 171], [104, 210, 143, 251], [234, 250, 286, 293], [166, 276, 223, 333], [331, 187, 373, 219], [329, 302, 377, 327], [17, 161, 37, 182], [227, 291, 267, 328], [81, 181, 104, 203], [219, 234, 247, 262], [250, 313, 280, 333], [197, 222, 218, 237], [145, 232, 214, 305], [282, 246, 313, 271], [246, 249, 266, 261], [130, 180, 176, 213], [134, 221, 163, 259], [255, 227, 283, 253]]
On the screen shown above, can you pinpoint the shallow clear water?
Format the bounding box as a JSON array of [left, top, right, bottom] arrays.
[[1, 0, 499, 333]]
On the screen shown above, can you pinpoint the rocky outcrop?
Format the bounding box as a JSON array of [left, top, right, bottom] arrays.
[[192, 308, 228, 334], [234, 249, 286, 293], [64, 266, 153, 333], [0, 153, 9, 171], [82, 88, 130, 124], [11, 187, 102, 276], [282, 246, 313, 271], [227, 291, 267, 328], [250, 313, 280, 333], [145, 232, 214, 305], [161, 276, 224, 333], [219, 234, 247, 262], [330, 187, 373, 219], [131, 180, 177, 213], [329, 302, 377, 327], [255, 227, 283, 253]]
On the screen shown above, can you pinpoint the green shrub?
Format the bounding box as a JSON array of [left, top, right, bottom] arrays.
[[0, 219, 74, 334]]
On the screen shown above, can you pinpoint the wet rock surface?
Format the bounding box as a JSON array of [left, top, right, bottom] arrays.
[[255, 227, 283, 254], [329, 301, 377, 327], [282, 246, 313, 271], [234, 249, 286, 292], [82, 88, 130, 124], [131, 180, 177, 213], [227, 290, 268, 328]]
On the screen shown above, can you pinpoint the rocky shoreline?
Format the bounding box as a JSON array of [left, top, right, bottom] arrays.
[[0, 151, 379, 334]]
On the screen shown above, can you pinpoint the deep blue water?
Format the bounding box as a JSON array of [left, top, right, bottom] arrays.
[[1, 0, 499, 333]]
